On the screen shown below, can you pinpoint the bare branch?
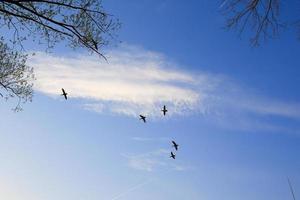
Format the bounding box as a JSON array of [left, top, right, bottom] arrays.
[[221, 0, 282, 46], [0, 0, 120, 57]]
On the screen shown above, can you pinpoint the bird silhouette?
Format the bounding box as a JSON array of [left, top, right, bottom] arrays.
[[139, 115, 146, 123], [61, 88, 68, 100], [172, 141, 179, 151], [170, 152, 176, 159], [161, 105, 168, 116]]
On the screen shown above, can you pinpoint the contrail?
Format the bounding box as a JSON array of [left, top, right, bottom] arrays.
[[287, 177, 296, 200], [110, 179, 153, 200], [219, 0, 228, 9]]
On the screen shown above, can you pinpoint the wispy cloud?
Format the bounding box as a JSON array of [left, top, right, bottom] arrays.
[[131, 137, 170, 142], [28, 44, 300, 132], [29, 45, 207, 117], [109, 179, 153, 200], [122, 149, 192, 172]]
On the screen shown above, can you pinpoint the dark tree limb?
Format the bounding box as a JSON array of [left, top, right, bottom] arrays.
[[221, 0, 282, 46], [0, 0, 120, 59]]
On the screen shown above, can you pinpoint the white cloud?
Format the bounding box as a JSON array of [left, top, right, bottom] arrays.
[[29, 45, 209, 117], [122, 149, 191, 172], [83, 103, 105, 113], [236, 97, 300, 119], [28, 44, 300, 132]]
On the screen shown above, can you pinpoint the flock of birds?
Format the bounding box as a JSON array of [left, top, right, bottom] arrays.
[[61, 88, 180, 160], [139, 105, 180, 159], [62, 88, 299, 198]]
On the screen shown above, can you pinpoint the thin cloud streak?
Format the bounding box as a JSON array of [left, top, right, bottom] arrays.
[[123, 149, 192, 172], [109, 179, 153, 200], [131, 137, 170, 142]]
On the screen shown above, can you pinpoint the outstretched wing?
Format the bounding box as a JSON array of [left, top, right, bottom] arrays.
[[61, 88, 68, 99], [172, 141, 178, 150], [139, 115, 146, 122], [170, 152, 176, 159], [162, 105, 167, 115]]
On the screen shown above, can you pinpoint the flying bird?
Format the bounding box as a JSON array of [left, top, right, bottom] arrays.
[[61, 88, 68, 100], [170, 152, 176, 159], [161, 105, 168, 116], [139, 115, 146, 123], [172, 141, 179, 151]]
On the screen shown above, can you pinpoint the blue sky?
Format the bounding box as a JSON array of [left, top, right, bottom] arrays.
[[0, 1, 300, 200]]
